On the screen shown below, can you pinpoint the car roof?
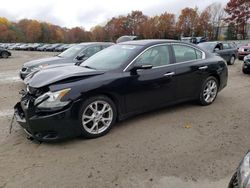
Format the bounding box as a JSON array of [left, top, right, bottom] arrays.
[[119, 39, 183, 47], [78, 42, 114, 46]]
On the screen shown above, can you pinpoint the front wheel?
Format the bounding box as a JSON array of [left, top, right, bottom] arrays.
[[79, 96, 117, 138], [199, 76, 219, 106], [1, 52, 9, 58]]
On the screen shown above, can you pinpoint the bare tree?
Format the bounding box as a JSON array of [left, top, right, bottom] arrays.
[[206, 3, 225, 40]]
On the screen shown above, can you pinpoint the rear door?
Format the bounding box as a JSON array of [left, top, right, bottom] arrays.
[[171, 43, 209, 100]]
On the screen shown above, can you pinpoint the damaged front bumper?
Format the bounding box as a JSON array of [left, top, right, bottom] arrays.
[[14, 95, 82, 142]]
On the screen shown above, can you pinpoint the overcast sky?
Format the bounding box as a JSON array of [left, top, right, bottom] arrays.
[[0, 0, 228, 30]]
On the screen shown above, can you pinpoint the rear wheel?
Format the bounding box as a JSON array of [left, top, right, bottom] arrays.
[[199, 76, 218, 106], [228, 55, 235, 65], [1, 52, 9, 58], [79, 96, 117, 138]]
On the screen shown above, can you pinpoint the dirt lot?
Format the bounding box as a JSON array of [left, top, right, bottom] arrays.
[[0, 51, 249, 188]]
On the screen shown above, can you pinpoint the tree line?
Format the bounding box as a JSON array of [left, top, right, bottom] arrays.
[[0, 0, 249, 43]]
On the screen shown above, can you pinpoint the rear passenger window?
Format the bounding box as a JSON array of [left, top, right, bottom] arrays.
[[223, 43, 231, 49], [196, 50, 202, 59], [172, 45, 202, 63]]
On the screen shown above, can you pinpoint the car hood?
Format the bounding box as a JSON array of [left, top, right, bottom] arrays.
[[26, 65, 105, 88], [23, 56, 72, 67]]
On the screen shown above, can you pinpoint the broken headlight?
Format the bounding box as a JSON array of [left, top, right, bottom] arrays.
[[34, 88, 71, 109]]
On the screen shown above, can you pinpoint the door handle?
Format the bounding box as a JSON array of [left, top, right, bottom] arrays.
[[164, 72, 175, 77], [198, 66, 208, 70]]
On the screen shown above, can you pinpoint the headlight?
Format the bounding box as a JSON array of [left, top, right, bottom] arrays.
[[239, 152, 250, 188], [29, 66, 40, 72], [34, 88, 71, 109], [38, 64, 49, 69], [239, 48, 245, 52]]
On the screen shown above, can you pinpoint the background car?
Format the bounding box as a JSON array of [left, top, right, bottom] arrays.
[[238, 44, 250, 60], [242, 54, 250, 74], [0, 48, 11, 58], [15, 40, 228, 142], [37, 44, 51, 51], [46, 43, 63, 52], [198, 41, 238, 65], [20, 42, 114, 79], [181, 36, 207, 44]]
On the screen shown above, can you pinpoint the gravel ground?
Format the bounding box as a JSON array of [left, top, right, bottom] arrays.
[[0, 51, 249, 188]]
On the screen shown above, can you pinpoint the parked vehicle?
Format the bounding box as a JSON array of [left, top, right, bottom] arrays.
[[9, 43, 23, 50], [181, 37, 207, 44], [45, 43, 63, 52], [37, 44, 51, 51], [242, 54, 250, 74], [14, 40, 228, 142], [238, 44, 250, 60], [198, 41, 238, 65], [54, 44, 75, 52], [228, 151, 250, 188], [0, 48, 11, 58], [20, 42, 114, 79]]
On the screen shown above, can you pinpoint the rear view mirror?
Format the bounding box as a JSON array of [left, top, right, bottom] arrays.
[[214, 48, 220, 52]]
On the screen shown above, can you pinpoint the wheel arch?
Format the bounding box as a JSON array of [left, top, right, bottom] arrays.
[[209, 73, 220, 88], [83, 92, 122, 119]]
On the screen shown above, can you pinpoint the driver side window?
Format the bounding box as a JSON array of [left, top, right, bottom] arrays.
[[135, 45, 170, 67]]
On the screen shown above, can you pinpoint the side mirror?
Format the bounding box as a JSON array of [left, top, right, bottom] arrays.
[[130, 64, 153, 75], [76, 54, 86, 60], [214, 48, 220, 52]]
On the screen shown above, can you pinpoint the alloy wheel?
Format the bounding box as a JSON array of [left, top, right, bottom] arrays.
[[82, 100, 113, 135], [203, 80, 218, 103], [230, 56, 235, 65]]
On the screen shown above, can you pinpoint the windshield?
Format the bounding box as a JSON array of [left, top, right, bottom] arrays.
[[198, 42, 216, 52], [81, 44, 143, 70], [58, 44, 84, 58]]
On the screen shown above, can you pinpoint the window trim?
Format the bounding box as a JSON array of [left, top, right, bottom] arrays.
[[171, 43, 206, 64], [123, 43, 206, 72]]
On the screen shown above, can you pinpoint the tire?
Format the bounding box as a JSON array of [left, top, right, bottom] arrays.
[[79, 95, 117, 138], [228, 172, 238, 188], [1, 52, 9, 58], [198, 76, 219, 106], [243, 68, 249, 74], [228, 55, 235, 65]]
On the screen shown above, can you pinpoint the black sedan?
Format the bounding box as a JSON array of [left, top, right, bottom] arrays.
[[243, 54, 250, 74], [229, 151, 250, 188], [198, 41, 238, 65], [0, 48, 11, 58], [14, 40, 228, 142]]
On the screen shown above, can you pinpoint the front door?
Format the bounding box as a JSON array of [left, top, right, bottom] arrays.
[[124, 44, 177, 112]]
